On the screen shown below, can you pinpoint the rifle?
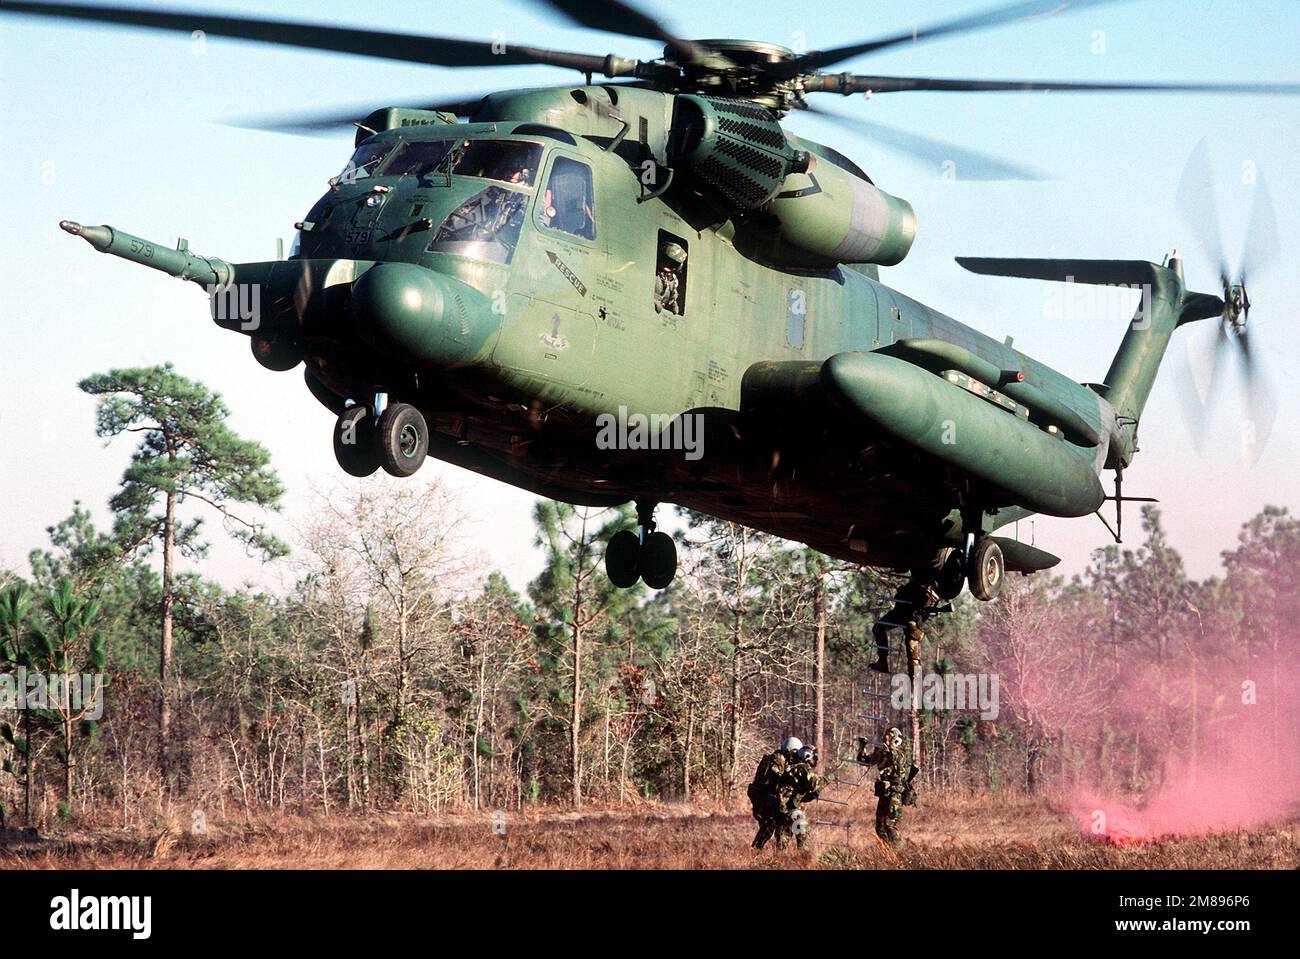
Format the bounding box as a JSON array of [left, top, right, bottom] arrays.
[[901, 764, 920, 806]]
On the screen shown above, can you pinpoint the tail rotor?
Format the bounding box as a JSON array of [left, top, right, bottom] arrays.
[[1174, 140, 1279, 463]]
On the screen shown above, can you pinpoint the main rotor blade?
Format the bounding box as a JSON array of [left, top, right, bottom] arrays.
[[806, 74, 1300, 97], [1175, 139, 1229, 283], [534, 0, 702, 61], [788, 0, 1119, 74], [0, 1, 617, 72], [228, 96, 492, 136], [799, 106, 1046, 180], [228, 80, 646, 134]]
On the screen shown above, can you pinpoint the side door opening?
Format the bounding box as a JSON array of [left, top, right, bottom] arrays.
[[653, 230, 689, 316]]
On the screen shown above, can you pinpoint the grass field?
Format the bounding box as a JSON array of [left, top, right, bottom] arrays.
[[1, 793, 1294, 869]]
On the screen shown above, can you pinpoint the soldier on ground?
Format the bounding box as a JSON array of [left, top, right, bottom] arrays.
[[748, 736, 820, 849], [786, 745, 822, 848], [856, 727, 917, 844]]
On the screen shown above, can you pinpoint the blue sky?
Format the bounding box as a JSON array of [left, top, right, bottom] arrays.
[[2, 0, 1298, 591]]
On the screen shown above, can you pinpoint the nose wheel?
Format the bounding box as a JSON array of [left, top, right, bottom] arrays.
[[604, 502, 676, 590], [331, 398, 429, 478]]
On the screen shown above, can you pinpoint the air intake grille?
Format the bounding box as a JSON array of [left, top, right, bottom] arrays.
[[696, 156, 770, 208], [717, 116, 787, 150], [671, 94, 795, 210]]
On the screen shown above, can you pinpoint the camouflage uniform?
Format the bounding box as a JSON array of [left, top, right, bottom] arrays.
[[858, 737, 913, 843], [653, 241, 687, 315], [748, 749, 792, 849], [653, 269, 680, 314], [785, 760, 821, 848], [871, 580, 939, 673], [748, 750, 820, 849]]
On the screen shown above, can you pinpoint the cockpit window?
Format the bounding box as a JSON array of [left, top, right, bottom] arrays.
[[337, 137, 544, 185], [426, 185, 529, 265], [539, 156, 596, 241], [384, 139, 456, 178], [335, 139, 393, 184], [451, 140, 542, 186]]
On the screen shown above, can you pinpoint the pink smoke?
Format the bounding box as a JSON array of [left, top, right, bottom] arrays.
[[1074, 657, 1300, 843]]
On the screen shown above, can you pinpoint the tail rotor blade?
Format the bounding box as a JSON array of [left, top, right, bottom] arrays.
[[1177, 314, 1277, 464], [1239, 171, 1280, 284], [1176, 322, 1226, 451], [1176, 139, 1229, 282], [1236, 335, 1276, 465]]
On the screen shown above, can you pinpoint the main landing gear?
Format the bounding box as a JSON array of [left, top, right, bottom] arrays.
[[868, 534, 1003, 673], [967, 536, 1004, 602], [332, 393, 429, 478], [928, 537, 1005, 602], [605, 501, 677, 590]]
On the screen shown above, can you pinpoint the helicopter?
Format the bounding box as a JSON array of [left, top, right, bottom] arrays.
[[7, 0, 1294, 600]]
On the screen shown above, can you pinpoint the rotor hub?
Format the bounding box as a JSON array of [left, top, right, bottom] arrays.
[[660, 39, 804, 112], [668, 39, 797, 66], [1224, 281, 1250, 332]]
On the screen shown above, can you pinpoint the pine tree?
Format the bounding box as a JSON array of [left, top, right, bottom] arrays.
[[79, 364, 287, 790], [25, 578, 106, 815], [529, 502, 638, 806], [0, 584, 35, 825]]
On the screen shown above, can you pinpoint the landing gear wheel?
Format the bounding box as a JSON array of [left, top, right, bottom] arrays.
[[639, 531, 677, 590], [333, 407, 379, 477], [968, 538, 1004, 602], [605, 530, 641, 588], [932, 547, 966, 601], [378, 403, 429, 477]]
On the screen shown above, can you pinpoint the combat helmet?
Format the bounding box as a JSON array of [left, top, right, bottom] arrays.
[[660, 241, 687, 265]]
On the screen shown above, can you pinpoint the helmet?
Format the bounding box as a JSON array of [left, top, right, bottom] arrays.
[[781, 736, 803, 753], [796, 746, 815, 764], [660, 241, 687, 265]]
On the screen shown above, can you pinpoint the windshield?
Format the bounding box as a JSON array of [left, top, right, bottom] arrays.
[[426, 185, 529, 265], [451, 140, 542, 186], [336, 137, 544, 185], [335, 139, 393, 184], [384, 139, 456, 178]]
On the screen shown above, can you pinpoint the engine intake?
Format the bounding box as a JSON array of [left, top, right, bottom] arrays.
[[668, 94, 810, 210]]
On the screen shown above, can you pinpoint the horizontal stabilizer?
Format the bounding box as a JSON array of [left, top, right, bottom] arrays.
[[990, 536, 1060, 573], [956, 257, 1158, 287]]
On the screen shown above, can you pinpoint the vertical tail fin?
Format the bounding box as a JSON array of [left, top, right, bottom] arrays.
[[956, 255, 1224, 467]]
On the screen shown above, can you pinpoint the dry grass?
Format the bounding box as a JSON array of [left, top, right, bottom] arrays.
[[1, 793, 1294, 870]]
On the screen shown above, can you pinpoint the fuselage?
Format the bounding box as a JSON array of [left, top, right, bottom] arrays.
[[284, 85, 1112, 569]]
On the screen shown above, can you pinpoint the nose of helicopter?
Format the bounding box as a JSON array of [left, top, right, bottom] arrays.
[[351, 262, 499, 370]]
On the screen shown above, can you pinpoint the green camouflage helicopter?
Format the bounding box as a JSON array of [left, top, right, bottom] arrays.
[[8, 0, 1293, 602]]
